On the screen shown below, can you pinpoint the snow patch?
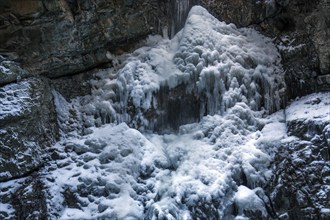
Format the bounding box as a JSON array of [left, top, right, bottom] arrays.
[[286, 92, 330, 122], [234, 186, 267, 218]]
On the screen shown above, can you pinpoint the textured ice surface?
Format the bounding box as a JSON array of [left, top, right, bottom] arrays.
[[62, 6, 284, 132], [43, 101, 288, 219], [45, 123, 148, 219], [41, 6, 288, 219]]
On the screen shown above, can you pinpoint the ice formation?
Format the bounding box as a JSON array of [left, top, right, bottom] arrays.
[[170, 0, 193, 37], [36, 6, 290, 219], [61, 6, 284, 134], [3, 5, 315, 220]]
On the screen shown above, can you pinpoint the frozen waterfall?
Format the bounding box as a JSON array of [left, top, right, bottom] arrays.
[[45, 6, 288, 220], [54, 5, 285, 133], [170, 0, 195, 38]]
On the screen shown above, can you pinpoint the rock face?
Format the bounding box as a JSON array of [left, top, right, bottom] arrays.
[[0, 76, 58, 182], [0, 56, 28, 86], [268, 93, 330, 219], [0, 1, 329, 219], [1, 0, 328, 99], [0, 0, 170, 80], [11, 174, 48, 220], [199, 0, 330, 99]]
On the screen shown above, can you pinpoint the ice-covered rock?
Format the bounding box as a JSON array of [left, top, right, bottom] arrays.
[[234, 185, 268, 218], [44, 123, 149, 219], [0, 2, 328, 220], [41, 99, 288, 219]]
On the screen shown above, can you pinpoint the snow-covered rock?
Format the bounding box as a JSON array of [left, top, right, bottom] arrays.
[[2, 5, 328, 220], [0, 78, 58, 182], [269, 92, 330, 219]]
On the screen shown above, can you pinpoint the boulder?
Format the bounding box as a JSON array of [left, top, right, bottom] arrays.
[[0, 56, 28, 86]]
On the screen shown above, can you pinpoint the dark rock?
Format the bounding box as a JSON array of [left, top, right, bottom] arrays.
[[268, 109, 330, 219], [317, 74, 330, 91], [105, 182, 121, 194], [0, 0, 171, 81], [151, 83, 201, 132], [52, 70, 94, 101], [63, 187, 80, 209], [0, 77, 58, 182], [199, 0, 277, 27], [0, 56, 28, 85], [11, 174, 48, 220], [98, 203, 108, 213]]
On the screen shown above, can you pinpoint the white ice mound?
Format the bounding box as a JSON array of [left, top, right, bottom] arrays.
[[45, 6, 288, 220], [74, 6, 284, 130], [175, 6, 284, 113]]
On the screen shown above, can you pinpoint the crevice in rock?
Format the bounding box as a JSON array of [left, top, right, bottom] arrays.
[[0, 165, 44, 184]]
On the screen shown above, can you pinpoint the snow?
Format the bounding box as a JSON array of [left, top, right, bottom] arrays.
[[0, 64, 11, 75], [286, 92, 330, 122], [321, 208, 330, 214], [277, 36, 305, 52], [39, 6, 290, 219], [0, 203, 14, 216], [0, 80, 32, 120], [6, 5, 329, 220], [45, 123, 148, 219], [0, 177, 26, 219], [0, 56, 13, 75], [234, 185, 267, 218]]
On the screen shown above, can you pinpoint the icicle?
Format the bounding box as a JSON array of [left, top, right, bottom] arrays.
[[170, 0, 193, 37]]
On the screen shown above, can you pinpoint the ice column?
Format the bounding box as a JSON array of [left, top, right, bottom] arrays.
[[170, 0, 194, 37]]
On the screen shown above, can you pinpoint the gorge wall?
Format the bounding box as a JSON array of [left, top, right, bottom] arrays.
[[1, 0, 329, 95], [0, 0, 329, 219]]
